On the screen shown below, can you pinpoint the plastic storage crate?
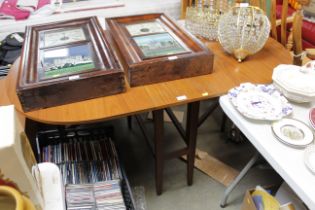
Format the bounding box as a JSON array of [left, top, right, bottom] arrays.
[[36, 124, 135, 210]]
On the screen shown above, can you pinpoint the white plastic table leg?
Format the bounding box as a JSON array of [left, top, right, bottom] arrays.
[[220, 151, 260, 208]]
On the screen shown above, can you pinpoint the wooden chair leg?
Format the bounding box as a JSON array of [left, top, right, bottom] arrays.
[[292, 6, 303, 66], [153, 109, 164, 195]]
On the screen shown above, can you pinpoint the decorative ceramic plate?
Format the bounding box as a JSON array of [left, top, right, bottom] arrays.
[[272, 118, 314, 148], [309, 107, 315, 130], [304, 145, 315, 174], [228, 83, 293, 120]]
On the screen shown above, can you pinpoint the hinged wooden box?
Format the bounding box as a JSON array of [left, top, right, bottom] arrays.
[[17, 17, 126, 112], [106, 13, 214, 87]]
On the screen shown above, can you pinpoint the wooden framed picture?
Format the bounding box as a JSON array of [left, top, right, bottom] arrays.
[[38, 43, 97, 80], [106, 13, 214, 87], [133, 32, 190, 59], [17, 17, 126, 112]]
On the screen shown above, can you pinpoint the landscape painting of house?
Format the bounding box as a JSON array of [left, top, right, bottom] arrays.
[[41, 44, 95, 79], [133, 33, 189, 58]]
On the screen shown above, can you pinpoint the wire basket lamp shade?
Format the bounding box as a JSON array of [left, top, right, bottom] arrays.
[[218, 6, 271, 62], [185, 0, 235, 40]]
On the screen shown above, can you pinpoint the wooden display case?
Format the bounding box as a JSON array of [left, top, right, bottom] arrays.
[[106, 13, 214, 87], [17, 17, 125, 112]]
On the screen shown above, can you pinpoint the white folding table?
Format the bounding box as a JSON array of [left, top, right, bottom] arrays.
[[219, 95, 315, 209]]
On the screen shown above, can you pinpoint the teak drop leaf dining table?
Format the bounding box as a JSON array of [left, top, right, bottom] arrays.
[[0, 38, 291, 195]]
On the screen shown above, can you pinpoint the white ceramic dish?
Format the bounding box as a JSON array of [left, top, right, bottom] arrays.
[[272, 62, 315, 103], [304, 145, 315, 174], [272, 118, 314, 148], [228, 83, 293, 120], [273, 82, 313, 103]]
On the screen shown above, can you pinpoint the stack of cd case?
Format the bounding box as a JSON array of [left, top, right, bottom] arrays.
[[41, 138, 121, 184], [0, 65, 10, 78], [36, 125, 135, 210], [66, 180, 126, 210]]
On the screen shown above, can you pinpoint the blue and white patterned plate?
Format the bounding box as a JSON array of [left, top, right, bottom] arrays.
[[228, 83, 293, 120]]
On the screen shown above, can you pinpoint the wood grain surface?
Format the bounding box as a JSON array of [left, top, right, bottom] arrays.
[[0, 38, 291, 124], [0, 78, 10, 106]]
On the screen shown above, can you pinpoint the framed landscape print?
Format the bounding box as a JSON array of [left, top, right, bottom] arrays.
[[123, 19, 191, 60], [106, 13, 214, 87], [133, 33, 189, 58], [17, 17, 126, 112], [36, 24, 98, 81], [39, 43, 96, 80]]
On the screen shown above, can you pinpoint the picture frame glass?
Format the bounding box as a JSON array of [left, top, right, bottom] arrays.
[[125, 21, 166, 36], [39, 43, 96, 80], [133, 33, 189, 58], [41, 27, 87, 48]]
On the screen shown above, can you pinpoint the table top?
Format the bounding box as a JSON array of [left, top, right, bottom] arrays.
[[0, 38, 291, 124], [219, 95, 315, 209]]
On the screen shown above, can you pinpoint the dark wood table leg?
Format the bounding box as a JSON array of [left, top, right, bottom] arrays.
[[153, 109, 164, 195], [197, 100, 218, 127], [186, 101, 200, 186], [127, 116, 132, 130], [220, 112, 227, 132]]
